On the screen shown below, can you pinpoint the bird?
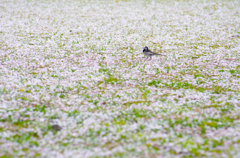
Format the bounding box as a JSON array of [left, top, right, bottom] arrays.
[[142, 46, 166, 60]]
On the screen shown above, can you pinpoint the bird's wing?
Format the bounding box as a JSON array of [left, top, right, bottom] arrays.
[[145, 51, 158, 55]]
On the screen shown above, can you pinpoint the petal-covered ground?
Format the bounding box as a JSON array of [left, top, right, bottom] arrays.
[[0, 0, 240, 157]]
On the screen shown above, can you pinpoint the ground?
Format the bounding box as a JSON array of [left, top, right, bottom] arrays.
[[0, 0, 240, 157]]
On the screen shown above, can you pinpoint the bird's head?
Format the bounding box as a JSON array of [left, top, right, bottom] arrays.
[[143, 46, 149, 52]]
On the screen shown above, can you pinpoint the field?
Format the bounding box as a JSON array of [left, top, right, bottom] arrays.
[[0, 0, 240, 157]]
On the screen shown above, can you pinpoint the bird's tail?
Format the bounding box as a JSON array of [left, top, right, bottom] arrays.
[[156, 54, 166, 56]]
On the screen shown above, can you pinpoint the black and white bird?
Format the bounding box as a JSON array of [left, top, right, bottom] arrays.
[[142, 46, 166, 60]]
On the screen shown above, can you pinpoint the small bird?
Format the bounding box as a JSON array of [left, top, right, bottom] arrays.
[[142, 46, 166, 60]]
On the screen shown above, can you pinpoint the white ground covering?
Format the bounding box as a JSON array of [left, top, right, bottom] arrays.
[[0, 0, 240, 157]]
